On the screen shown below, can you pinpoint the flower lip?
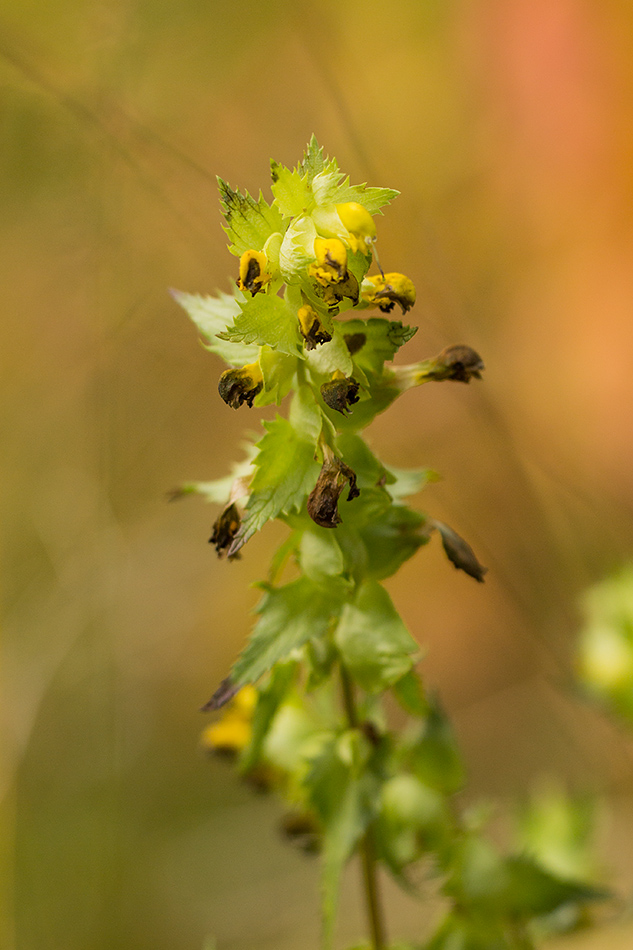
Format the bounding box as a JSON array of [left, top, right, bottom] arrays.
[[363, 273, 416, 314], [298, 303, 332, 349], [237, 249, 271, 295]]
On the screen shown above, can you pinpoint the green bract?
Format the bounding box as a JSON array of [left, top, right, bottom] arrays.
[[174, 139, 606, 950]]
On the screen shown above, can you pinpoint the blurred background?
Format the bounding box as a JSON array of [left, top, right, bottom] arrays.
[[2, 0, 633, 947]]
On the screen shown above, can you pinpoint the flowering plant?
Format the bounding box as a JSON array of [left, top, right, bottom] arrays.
[[174, 138, 604, 950]]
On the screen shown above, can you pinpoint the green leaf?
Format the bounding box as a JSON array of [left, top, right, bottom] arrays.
[[426, 912, 512, 950], [217, 178, 284, 256], [392, 669, 429, 718], [171, 450, 255, 504], [231, 577, 340, 686], [299, 529, 353, 598], [230, 417, 320, 552], [240, 661, 297, 771], [218, 293, 303, 357], [306, 327, 354, 377], [407, 700, 465, 793], [335, 580, 418, 692], [298, 134, 328, 180], [270, 161, 314, 217], [329, 181, 400, 214], [360, 505, 429, 580], [305, 734, 377, 949], [342, 318, 417, 377], [171, 288, 260, 366], [256, 346, 297, 406], [500, 855, 609, 918], [386, 465, 440, 501]]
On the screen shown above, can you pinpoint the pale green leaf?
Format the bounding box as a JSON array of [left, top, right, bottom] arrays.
[[335, 580, 418, 692], [298, 135, 339, 183], [270, 161, 314, 217], [217, 178, 285, 256], [305, 326, 354, 377], [305, 735, 377, 949], [256, 346, 297, 406], [279, 214, 318, 282], [229, 417, 320, 552], [171, 288, 259, 365], [386, 465, 440, 500], [219, 293, 303, 357], [331, 181, 400, 214], [231, 578, 341, 686], [240, 661, 297, 771]]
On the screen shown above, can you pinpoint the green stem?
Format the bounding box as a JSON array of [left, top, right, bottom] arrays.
[[339, 664, 387, 950]]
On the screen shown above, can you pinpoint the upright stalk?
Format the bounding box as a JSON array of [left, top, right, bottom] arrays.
[[340, 664, 387, 950]]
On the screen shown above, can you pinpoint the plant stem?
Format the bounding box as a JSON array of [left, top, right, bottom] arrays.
[[340, 664, 387, 950]]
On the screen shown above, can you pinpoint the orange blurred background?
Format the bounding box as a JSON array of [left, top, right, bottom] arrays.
[[2, 1, 633, 947]]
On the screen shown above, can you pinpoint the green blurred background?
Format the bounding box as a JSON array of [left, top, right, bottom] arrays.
[[2, 1, 633, 947]]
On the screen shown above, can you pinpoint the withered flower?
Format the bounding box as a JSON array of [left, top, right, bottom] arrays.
[[280, 811, 321, 854], [362, 273, 416, 314], [320, 372, 360, 416], [433, 520, 487, 583], [297, 302, 332, 349], [237, 249, 271, 295], [425, 345, 484, 383], [307, 453, 360, 528], [218, 361, 263, 409], [209, 502, 242, 558]]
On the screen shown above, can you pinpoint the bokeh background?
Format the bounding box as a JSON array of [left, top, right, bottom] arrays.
[[2, 1, 633, 947]]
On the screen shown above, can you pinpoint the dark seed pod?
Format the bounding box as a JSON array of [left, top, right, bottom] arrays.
[[209, 503, 242, 558], [430, 345, 485, 383], [307, 455, 359, 528], [218, 364, 263, 409], [434, 520, 487, 582], [320, 375, 360, 416]]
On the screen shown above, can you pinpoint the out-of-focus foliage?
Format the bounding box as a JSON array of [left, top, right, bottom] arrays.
[[577, 567, 633, 725]]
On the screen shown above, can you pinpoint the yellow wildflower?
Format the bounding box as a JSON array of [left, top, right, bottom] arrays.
[[363, 273, 416, 314], [201, 685, 258, 755], [336, 202, 376, 255], [237, 249, 271, 295], [308, 237, 348, 285]]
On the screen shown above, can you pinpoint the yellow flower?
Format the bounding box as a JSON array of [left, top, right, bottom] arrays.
[[336, 202, 376, 255], [297, 303, 332, 349], [237, 249, 271, 295], [308, 237, 348, 285], [201, 685, 258, 755], [362, 273, 416, 314]]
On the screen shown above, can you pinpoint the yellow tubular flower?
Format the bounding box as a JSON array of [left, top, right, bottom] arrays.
[[297, 303, 332, 349], [237, 249, 271, 295], [201, 716, 251, 755], [336, 202, 376, 255], [201, 685, 258, 755], [362, 273, 416, 314], [308, 238, 348, 285]]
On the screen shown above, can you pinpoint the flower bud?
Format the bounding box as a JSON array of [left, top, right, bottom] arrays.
[[297, 303, 332, 349], [307, 454, 360, 528], [336, 201, 376, 255], [209, 502, 242, 558], [237, 249, 271, 295], [433, 520, 487, 583], [218, 361, 263, 409], [362, 273, 416, 314], [320, 372, 360, 415]]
